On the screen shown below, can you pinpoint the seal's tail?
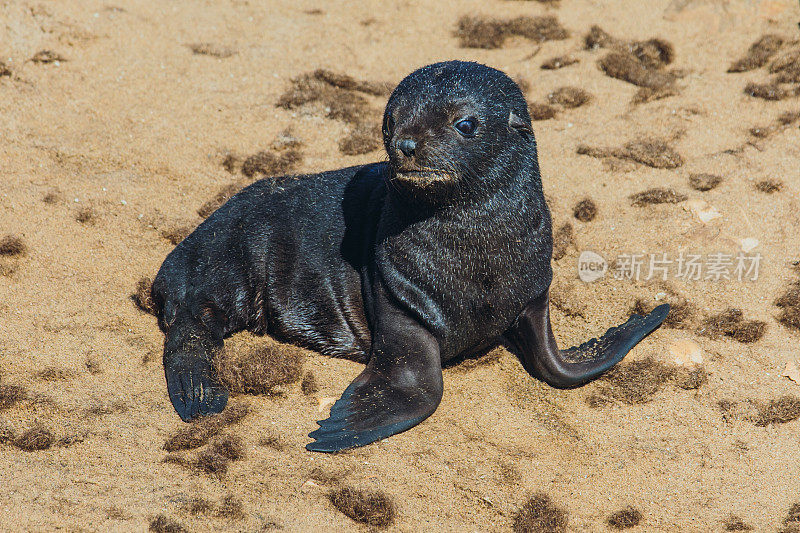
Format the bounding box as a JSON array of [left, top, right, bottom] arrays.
[[504, 290, 669, 389]]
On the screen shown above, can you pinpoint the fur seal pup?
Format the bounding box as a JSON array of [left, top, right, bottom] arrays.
[[152, 60, 669, 453]]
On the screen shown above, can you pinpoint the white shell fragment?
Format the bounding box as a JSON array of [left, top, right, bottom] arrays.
[[317, 396, 337, 413], [740, 237, 759, 252], [685, 198, 722, 224], [669, 339, 703, 367], [782, 361, 800, 384]]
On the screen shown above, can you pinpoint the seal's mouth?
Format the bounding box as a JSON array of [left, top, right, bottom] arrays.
[[393, 167, 454, 184]]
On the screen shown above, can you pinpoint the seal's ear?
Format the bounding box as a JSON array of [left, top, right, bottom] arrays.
[[508, 111, 532, 136]]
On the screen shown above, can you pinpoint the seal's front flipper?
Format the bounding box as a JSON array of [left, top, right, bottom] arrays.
[[504, 290, 669, 389], [165, 356, 228, 422], [163, 319, 228, 422], [306, 364, 443, 452], [307, 308, 443, 453]]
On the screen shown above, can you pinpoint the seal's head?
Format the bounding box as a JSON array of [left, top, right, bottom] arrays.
[[383, 61, 536, 204]]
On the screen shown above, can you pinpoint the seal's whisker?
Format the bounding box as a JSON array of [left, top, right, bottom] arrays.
[[420, 145, 467, 200]]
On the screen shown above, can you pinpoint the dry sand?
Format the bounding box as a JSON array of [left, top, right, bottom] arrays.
[[2, 0, 800, 531]]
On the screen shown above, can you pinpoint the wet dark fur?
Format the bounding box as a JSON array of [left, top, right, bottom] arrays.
[[153, 61, 668, 452], [153, 61, 544, 387]]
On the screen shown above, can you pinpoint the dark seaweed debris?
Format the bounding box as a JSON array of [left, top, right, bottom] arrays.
[[631, 85, 679, 104], [217, 494, 245, 519], [455, 15, 569, 49], [744, 82, 799, 101], [689, 173, 723, 192], [598, 52, 676, 88], [775, 278, 800, 331], [782, 502, 800, 533], [513, 493, 568, 533], [276, 70, 386, 156], [198, 183, 243, 219], [586, 26, 678, 101], [301, 372, 319, 395], [541, 55, 578, 70], [328, 487, 396, 528], [607, 507, 642, 530], [572, 198, 597, 222], [588, 356, 676, 406], [698, 308, 766, 343], [547, 86, 592, 108], [241, 149, 302, 178], [132, 277, 157, 315], [0, 235, 27, 256], [723, 514, 753, 531], [339, 123, 382, 155], [629, 188, 687, 206], [755, 397, 800, 426], [754, 179, 782, 193], [728, 34, 784, 73], [719, 396, 800, 427], [528, 102, 558, 121], [276, 70, 385, 121], [31, 50, 66, 64], [163, 403, 249, 452], [215, 342, 304, 395], [0, 385, 26, 410], [149, 515, 187, 533], [187, 43, 236, 58], [14, 426, 54, 451], [578, 140, 683, 169], [750, 110, 800, 139], [551, 223, 573, 261]]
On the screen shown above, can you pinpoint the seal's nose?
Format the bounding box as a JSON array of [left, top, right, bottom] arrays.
[[397, 138, 416, 158]]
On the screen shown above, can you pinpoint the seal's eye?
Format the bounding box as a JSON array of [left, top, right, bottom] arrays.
[[454, 118, 477, 137]]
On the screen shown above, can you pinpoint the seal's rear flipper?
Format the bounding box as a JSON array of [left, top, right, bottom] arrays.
[[164, 319, 228, 422], [504, 290, 669, 389]]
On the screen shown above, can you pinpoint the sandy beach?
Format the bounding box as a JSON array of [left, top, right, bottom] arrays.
[[2, 0, 800, 530]]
